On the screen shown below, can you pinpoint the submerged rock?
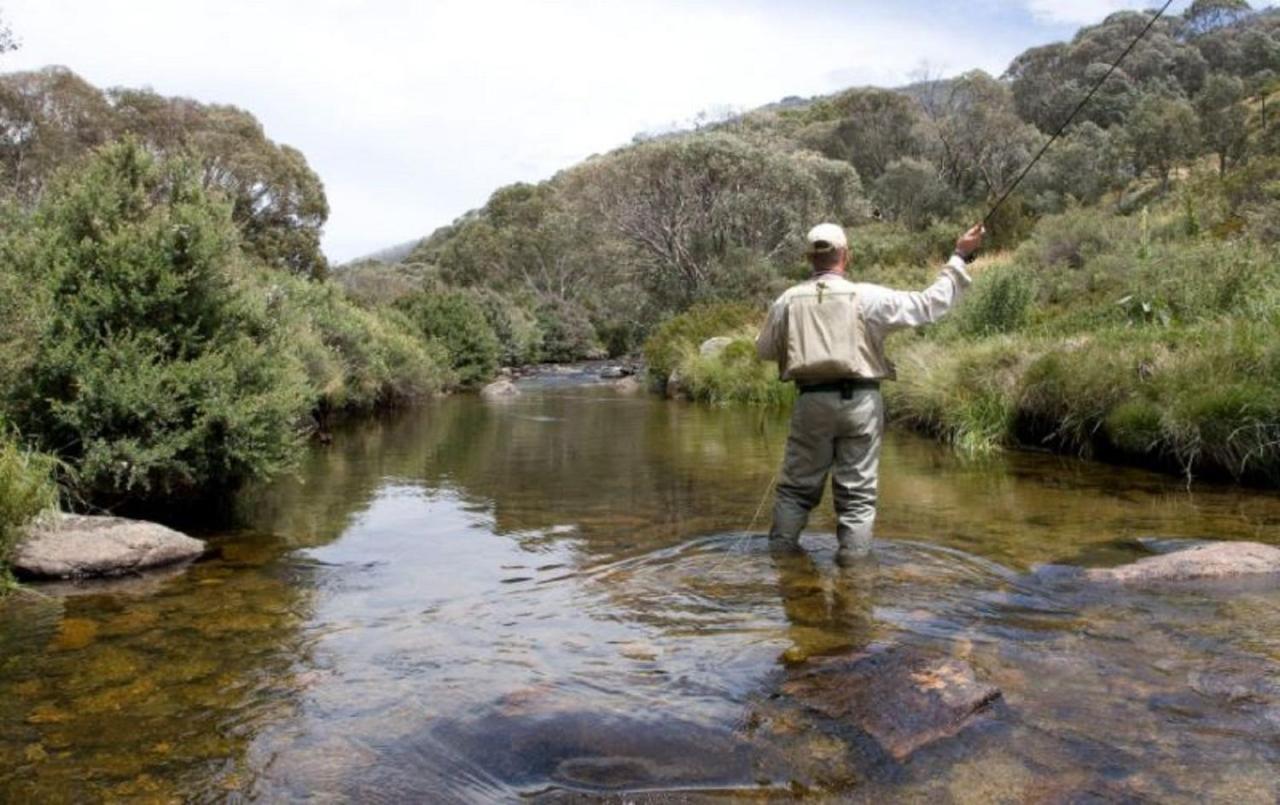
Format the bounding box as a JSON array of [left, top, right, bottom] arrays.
[[599, 365, 632, 379], [1085, 541, 1280, 584], [479, 379, 520, 400], [781, 645, 1001, 762], [13, 514, 206, 580], [610, 376, 644, 395]]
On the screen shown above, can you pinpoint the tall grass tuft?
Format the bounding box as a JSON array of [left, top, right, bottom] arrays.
[[675, 335, 797, 407], [0, 430, 59, 583]]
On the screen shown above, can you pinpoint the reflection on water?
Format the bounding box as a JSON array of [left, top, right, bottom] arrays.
[[2, 379, 1279, 801]]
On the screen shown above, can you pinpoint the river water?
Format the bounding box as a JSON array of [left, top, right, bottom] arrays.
[[2, 371, 1279, 802]]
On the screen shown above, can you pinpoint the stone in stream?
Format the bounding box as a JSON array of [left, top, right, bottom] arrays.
[[780, 645, 1001, 762], [599, 365, 631, 379], [13, 514, 206, 580], [1084, 541, 1280, 584], [610, 376, 644, 395], [479, 378, 520, 400]]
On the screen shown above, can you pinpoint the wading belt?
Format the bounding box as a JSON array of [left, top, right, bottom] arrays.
[[796, 379, 881, 400]]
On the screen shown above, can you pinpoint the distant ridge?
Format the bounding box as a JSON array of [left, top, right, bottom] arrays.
[[343, 238, 422, 267]]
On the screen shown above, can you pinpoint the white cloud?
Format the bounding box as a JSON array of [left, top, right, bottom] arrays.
[[0, 1, 1039, 261], [1018, 0, 1188, 25]]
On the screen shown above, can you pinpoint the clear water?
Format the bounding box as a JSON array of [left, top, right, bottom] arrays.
[[2, 373, 1279, 802]]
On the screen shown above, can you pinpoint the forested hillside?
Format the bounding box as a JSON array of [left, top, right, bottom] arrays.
[[370, 0, 1280, 483], [1, 0, 1279, 571]]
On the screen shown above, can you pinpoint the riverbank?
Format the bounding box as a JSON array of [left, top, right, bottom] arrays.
[[649, 197, 1280, 487]]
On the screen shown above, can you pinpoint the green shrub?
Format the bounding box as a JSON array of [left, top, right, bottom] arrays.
[[1018, 206, 1124, 271], [948, 264, 1036, 337], [266, 274, 451, 410], [398, 287, 501, 387], [643, 302, 762, 379], [675, 336, 796, 407], [469, 288, 544, 367], [845, 221, 955, 272], [8, 141, 313, 504], [535, 297, 602, 363], [0, 429, 58, 573], [0, 204, 50, 393]]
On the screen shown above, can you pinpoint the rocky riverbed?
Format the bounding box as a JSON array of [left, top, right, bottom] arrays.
[[3, 382, 1278, 801]]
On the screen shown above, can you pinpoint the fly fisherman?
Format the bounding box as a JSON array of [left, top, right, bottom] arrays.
[[756, 222, 984, 565]]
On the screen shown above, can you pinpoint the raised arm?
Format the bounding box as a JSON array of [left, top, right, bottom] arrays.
[[861, 224, 983, 331]]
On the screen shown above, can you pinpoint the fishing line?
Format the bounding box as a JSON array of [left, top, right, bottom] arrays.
[[983, 0, 1177, 226]]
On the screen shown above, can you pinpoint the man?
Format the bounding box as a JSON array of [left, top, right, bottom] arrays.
[[756, 221, 984, 564]]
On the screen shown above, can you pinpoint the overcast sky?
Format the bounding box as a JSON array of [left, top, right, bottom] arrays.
[[2, 0, 1200, 261]]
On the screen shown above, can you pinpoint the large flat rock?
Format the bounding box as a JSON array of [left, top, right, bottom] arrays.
[[479, 379, 520, 401], [781, 645, 1001, 761], [13, 514, 206, 580], [1085, 541, 1280, 584]]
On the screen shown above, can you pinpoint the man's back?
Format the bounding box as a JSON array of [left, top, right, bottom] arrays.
[[756, 258, 972, 382]]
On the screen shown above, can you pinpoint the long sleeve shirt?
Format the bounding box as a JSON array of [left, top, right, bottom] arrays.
[[756, 254, 972, 381]]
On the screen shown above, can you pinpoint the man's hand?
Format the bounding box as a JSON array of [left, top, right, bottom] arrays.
[[955, 224, 985, 259]]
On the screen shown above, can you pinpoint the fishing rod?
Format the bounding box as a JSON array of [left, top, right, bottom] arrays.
[[982, 0, 1178, 227]]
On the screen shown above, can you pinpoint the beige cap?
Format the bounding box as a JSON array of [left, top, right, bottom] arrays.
[[805, 222, 847, 255]]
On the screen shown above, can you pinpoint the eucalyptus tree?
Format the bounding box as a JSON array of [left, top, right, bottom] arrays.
[[796, 88, 928, 183], [872, 157, 954, 229], [1007, 11, 1208, 131], [1126, 93, 1202, 186], [1184, 0, 1254, 38], [0, 69, 330, 279], [919, 71, 1045, 203], [1196, 72, 1250, 175], [578, 132, 865, 308]]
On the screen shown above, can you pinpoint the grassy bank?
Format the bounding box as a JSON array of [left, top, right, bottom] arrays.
[[650, 185, 1280, 485], [0, 428, 58, 586]]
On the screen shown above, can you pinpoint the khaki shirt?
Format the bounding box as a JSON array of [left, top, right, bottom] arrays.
[[756, 255, 972, 382]]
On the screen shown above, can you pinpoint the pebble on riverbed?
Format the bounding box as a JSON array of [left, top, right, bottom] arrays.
[[12, 514, 206, 581]]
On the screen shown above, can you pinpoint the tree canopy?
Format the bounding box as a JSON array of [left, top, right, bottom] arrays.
[[0, 68, 329, 278]]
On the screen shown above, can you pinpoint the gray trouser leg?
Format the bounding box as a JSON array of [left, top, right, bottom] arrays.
[[769, 389, 884, 560], [770, 394, 835, 547], [832, 391, 884, 561]]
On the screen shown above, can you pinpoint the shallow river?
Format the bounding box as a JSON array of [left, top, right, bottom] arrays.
[[2, 371, 1279, 802]]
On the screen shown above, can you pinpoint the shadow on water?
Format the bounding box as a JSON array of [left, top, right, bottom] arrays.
[[2, 382, 1280, 800]]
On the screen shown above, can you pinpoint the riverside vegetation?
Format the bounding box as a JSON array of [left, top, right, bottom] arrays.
[[1, 2, 1280, 575]]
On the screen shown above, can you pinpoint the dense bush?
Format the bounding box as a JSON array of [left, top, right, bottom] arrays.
[[469, 288, 544, 367], [267, 273, 452, 411], [0, 203, 48, 393], [642, 302, 762, 380], [398, 287, 501, 387], [946, 261, 1036, 338], [872, 158, 955, 230], [5, 141, 313, 503], [535, 296, 602, 363], [845, 222, 957, 272], [674, 337, 796, 407]]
